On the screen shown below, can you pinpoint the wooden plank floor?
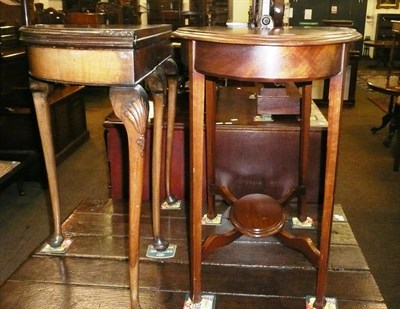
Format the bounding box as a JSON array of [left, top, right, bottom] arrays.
[[0, 199, 387, 308]]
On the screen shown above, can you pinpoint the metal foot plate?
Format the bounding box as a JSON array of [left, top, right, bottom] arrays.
[[161, 199, 182, 210], [40, 238, 72, 254], [291, 216, 314, 229], [183, 294, 216, 309], [201, 214, 222, 225], [146, 244, 177, 259], [306, 296, 338, 309]]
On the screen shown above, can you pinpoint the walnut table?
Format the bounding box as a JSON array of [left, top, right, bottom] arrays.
[[173, 26, 361, 308], [19, 24, 174, 309]]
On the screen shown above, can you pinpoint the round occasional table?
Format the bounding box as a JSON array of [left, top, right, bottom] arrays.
[[368, 76, 400, 171], [363, 40, 399, 67], [19, 24, 176, 309], [173, 25, 361, 309]]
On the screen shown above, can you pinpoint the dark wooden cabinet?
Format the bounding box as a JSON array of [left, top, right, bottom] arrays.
[[48, 86, 90, 163], [1, 26, 89, 183], [147, 0, 180, 25], [1, 86, 89, 165], [329, 0, 367, 50], [370, 14, 400, 61], [208, 0, 228, 26], [289, 0, 367, 52], [376, 13, 400, 40], [290, 0, 331, 27], [147, 0, 228, 27]]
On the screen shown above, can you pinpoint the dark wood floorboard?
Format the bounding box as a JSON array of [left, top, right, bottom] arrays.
[[0, 198, 387, 308], [0, 280, 387, 309]]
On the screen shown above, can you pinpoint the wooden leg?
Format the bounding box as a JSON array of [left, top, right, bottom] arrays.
[[276, 230, 320, 267], [206, 79, 218, 219], [146, 67, 169, 251], [384, 100, 400, 148], [30, 78, 64, 248], [298, 83, 312, 221], [109, 85, 149, 309], [162, 58, 179, 205], [202, 185, 240, 260], [189, 40, 206, 304], [314, 46, 347, 309], [393, 102, 400, 172], [201, 229, 242, 261], [371, 95, 394, 134], [209, 184, 237, 206]]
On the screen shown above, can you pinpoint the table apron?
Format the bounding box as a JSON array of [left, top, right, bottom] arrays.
[[193, 41, 346, 82], [26, 41, 171, 86]]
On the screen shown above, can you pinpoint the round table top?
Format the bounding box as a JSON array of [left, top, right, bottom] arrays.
[[20, 24, 172, 48], [173, 26, 362, 46], [368, 76, 400, 95], [19, 24, 173, 86], [364, 40, 398, 48]]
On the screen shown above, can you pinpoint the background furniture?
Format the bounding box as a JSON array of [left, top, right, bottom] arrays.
[[376, 13, 400, 41], [368, 20, 400, 172], [104, 87, 327, 204], [1, 25, 88, 191], [147, 0, 228, 28], [290, 0, 366, 53], [364, 39, 398, 67], [0, 0, 25, 26], [372, 13, 400, 62], [368, 77, 400, 171], [0, 150, 39, 194]]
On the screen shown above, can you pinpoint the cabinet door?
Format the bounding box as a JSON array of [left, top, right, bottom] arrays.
[[329, 0, 367, 51], [329, 0, 367, 35]]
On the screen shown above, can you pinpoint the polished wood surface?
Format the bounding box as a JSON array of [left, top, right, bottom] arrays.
[[368, 76, 400, 94], [0, 199, 387, 308], [20, 24, 171, 85], [19, 24, 173, 309], [174, 25, 361, 308]]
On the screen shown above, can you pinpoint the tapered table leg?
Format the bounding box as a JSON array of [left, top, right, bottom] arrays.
[[30, 79, 64, 248], [188, 41, 206, 304], [205, 79, 218, 219], [314, 45, 348, 309], [109, 85, 149, 309], [298, 83, 312, 220], [163, 59, 179, 206], [146, 67, 169, 251]]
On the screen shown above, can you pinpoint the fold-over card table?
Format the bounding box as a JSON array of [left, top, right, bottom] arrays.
[[19, 24, 175, 309]]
